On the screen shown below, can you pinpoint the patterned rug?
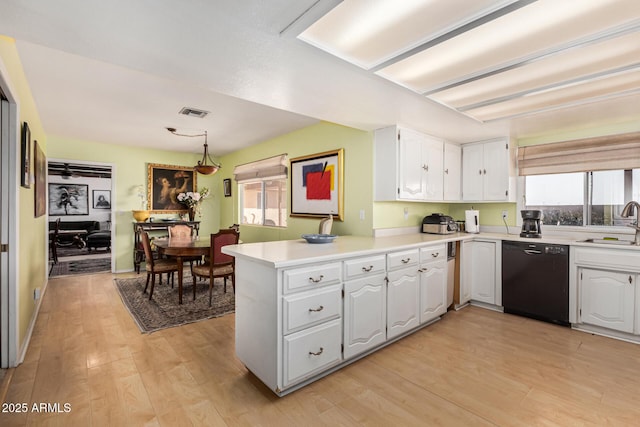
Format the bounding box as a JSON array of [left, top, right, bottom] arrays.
[[114, 273, 235, 333], [56, 245, 110, 257], [49, 257, 111, 277]]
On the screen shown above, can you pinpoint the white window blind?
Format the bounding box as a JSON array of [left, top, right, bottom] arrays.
[[233, 154, 288, 183], [518, 132, 640, 176]]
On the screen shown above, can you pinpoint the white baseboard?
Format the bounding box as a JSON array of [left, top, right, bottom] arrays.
[[17, 277, 48, 364]]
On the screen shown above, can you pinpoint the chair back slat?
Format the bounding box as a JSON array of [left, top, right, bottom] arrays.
[[140, 231, 155, 268]]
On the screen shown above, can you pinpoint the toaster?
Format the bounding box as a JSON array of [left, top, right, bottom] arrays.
[[422, 213, 458, 234]]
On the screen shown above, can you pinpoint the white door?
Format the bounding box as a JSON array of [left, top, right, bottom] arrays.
[[462, 144, 484, 200], [470, 241, 496, 305], [443, 143, 461, 200], [419, 261, 447, 323], [580, 268, 635, 333], [398, 129, 427, 200], [423, 136, 444, 200], [483, 139, 509, 201], [387, 267, 420, 339], [343, 274, 387, 359]]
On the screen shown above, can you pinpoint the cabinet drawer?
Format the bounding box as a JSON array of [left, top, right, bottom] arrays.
[[574, 247, 640, 272], [282, 285, 342, 334], [420, 244, 446, 263], [387, 249, 419, 271], [282, 319, 342, 387], [283, 262, 342, 294], [344, 255, 386, 280]]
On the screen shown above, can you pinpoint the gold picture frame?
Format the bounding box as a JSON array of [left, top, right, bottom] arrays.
[[290, 148, 344, 221], [147, 163, 197, 213]]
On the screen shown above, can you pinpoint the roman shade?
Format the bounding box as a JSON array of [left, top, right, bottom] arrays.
[[233, 154, 288, 183], [517, 132, 640, 176]]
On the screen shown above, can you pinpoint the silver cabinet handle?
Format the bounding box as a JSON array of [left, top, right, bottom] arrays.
[[309, 347, 324, 356], [362, 265, 374, 272], [444, 168, 449, 174], [479, 169, 482, 175], [308, 275, 324, 283], [401, 258, 411, 264], [432, 252, 439, 258], [483, 169, 487, 174], [629, 276, 633, 284], [308, 305, 324, 312]]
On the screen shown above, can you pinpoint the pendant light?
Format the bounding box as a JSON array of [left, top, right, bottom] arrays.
[[166, 128, 221, 175]]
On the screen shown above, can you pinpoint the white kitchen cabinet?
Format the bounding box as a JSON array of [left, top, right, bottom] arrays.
[[343, 273, 387, 359], [419, 244, 447, 323], [462, 137, 515, 202], [579, 268, 635, 334], [443, 142, 461, 201], [386, 249, 420, 339], [462, 239, 501, 306], [374, 125, 444, 201]]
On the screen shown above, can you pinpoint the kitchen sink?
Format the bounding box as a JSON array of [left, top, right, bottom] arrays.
[[579, 238, 638, 246]]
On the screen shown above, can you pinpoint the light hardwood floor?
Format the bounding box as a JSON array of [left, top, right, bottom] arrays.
[[2, 272, 640, 426]]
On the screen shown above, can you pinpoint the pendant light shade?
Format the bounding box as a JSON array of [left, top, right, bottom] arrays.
[[166, 128, 221, 175]]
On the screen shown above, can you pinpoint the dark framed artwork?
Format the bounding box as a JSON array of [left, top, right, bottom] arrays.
[[49, 183, 89, 215], [93, 190, 111, 209], [147, 163, 196, 213], [34, 141, 46, 217], [290, 148, 344, 220], [223, 178, 232, 197], [21, 122, 30, 188]]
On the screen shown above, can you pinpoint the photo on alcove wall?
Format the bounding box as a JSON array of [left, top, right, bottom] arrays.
[[93, 190, 111, 209], [49, 183, 89, 215]]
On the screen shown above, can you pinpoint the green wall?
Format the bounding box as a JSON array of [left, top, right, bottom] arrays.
[[218, 122, 374, 242], [47, 136, 221, 271], [0, 36, 48, 348]]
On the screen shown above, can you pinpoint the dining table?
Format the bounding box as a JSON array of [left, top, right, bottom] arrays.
[[153, 237, 210, 304]]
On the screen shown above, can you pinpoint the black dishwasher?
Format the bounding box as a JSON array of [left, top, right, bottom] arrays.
[[502, 241, 569, 326]]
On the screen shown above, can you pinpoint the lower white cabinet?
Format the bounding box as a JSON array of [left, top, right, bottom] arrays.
[[343, 273, 387, 359], [283, 319, 343, 387], [579, 268, 635, 334], [387, 266, 420, 339], [462, 239, 500, 306], [419, 260, 447, 324]]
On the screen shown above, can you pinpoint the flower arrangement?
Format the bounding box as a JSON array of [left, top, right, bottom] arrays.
[[177, 187, 210, 217], [135, 185, 148, 210]]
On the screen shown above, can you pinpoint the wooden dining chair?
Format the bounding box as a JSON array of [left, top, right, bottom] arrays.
[[168, 224, 193, 238], [191, 229, 240, 305], [140, 231, 179, 300]]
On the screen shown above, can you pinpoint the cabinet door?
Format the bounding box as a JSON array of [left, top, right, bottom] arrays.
[[443, 143, 461, 200], [424, 136, 444, 200], [387, 267, 420, 339], [419, 261, 447, 323], [398, 129, 427, 200], [462, 144, 484, 201], [469, 241, 496, 304], [483, 139, 509, 201], [343, 274, 387, 359], [580, 268, 635, 333]]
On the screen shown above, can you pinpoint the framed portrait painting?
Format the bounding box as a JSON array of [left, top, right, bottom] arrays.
[[49, 183, 89, 215], [21, 122, 30, 188], [223, 178, 232, 197], [290, 149, 344, 220], [147, 163, 196, 213], [93, 190, 111, 209]]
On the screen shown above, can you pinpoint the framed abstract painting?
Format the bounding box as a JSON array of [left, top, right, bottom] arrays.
[[290, 149, 344, 220]]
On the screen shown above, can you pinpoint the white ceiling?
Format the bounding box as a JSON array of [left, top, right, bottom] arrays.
[[0, 0, 639, 156]]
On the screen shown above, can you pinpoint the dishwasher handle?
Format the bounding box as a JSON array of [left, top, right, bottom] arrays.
[[524, 249, 542, 255]]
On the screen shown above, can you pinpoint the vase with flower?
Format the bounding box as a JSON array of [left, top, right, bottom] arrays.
[[177, 187, 209, 221], [132, 184, 150, 222]]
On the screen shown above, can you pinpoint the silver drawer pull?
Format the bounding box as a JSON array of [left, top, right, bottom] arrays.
[[418, 268, 428, 273], [362, 265, 374, 272], [432, 252, 439, 257], [401, 258, 411, 264], [308, 305, 324, 313], [309, 347, 324, 357], [308, 275, 324, 283]]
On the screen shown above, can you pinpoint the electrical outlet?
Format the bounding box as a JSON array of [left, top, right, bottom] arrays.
[[502, 210, 508, 220], [404, 207, 409, 220]]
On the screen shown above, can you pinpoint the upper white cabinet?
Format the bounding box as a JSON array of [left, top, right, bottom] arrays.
[[375, 126, 454, 202], [443, 143, 461, 201], [461, 138, 515, 202]]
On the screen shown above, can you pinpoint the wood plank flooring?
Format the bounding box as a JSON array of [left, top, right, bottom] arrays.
[[2, 272, 640, 426]]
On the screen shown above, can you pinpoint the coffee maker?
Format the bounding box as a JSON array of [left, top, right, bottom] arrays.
[[520, 210, 542, 238]]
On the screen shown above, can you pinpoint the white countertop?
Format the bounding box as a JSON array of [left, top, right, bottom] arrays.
[[222, 231, 640, 268]]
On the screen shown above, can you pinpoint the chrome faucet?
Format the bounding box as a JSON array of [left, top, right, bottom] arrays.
[[621, 201, 640, 245]]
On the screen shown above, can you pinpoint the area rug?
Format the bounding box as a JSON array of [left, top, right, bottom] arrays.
[[49, 257, 111, 277], [56, 245, 110, 257], [114, 272, 235, 333]]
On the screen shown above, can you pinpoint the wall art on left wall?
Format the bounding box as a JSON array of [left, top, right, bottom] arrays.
[[21, 122, 30, 188]]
